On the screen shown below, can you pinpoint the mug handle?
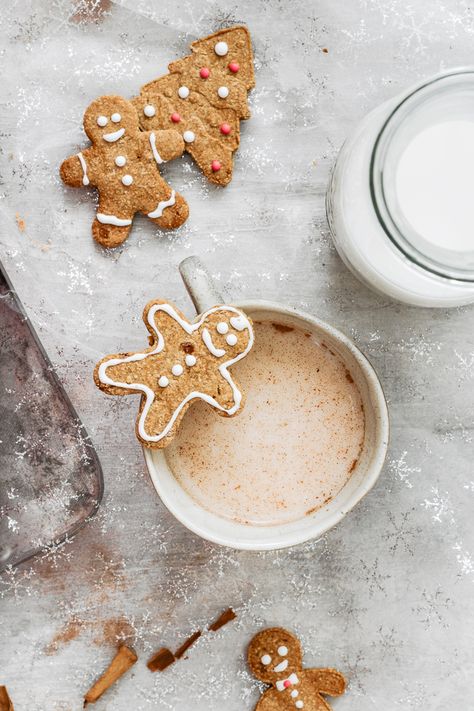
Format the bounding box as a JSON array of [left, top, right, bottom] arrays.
[[179, 256, 224, 314]]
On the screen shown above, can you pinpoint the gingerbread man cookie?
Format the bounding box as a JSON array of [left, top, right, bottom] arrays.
[[248, 628, 346, 711], [133, 26, 255, 186], [94, 300, 254, 448], [60, 95, 189, 248]]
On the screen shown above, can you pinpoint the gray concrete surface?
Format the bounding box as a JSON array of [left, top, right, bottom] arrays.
[[0, 0, 473, 709]]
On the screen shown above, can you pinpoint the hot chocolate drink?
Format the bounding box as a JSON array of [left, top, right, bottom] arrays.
[[165, 317, 365, 526]]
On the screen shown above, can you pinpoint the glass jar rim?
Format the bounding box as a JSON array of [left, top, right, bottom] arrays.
[[370, 67, 474, 283]]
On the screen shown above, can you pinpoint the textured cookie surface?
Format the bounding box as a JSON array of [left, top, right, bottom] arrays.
[[133, 26, 255, 186], [94, 300, 254, 448], [248, 628, 346, 711], [60, 95, 188, 248]]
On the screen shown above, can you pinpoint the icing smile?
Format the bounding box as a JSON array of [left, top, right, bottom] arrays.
[[273, 659, 289, 673], [202, 328, 226, 357], [103, 127, 125, 142]]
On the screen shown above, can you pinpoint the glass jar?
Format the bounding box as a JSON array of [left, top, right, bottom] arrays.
[[326, 68, 474, 307]]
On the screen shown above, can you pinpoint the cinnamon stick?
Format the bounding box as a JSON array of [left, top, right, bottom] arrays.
[[83, 645, 137, 706], [208, 607, 236, 631], [147, 647, 176, 672], [0, 687, 14, 711], [174, 630, 201, 659]]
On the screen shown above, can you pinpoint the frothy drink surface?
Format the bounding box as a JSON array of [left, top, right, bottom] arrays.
[[166, 318, 365, 526]]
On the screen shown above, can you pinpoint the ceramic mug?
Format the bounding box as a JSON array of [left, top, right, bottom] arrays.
[[144, 257, 389, 550]]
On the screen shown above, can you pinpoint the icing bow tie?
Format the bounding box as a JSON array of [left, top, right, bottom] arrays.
[[276, 673, 299, 691]]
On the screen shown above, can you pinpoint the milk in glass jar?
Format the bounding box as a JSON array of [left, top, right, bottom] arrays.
[[327, 69, 474, 307]]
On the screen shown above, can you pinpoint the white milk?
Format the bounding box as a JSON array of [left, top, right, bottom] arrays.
[[396, 120, 474, 253]]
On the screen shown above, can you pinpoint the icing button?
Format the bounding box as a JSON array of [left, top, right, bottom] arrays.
[[115, 155, 126, 167], [220, 123, 231, 135], [211, 160, 221, 172], [283, 680, 292, 689], [217, 86, 229, 99], [226, 333, 237, 346], [199, 67, 210, 79], [143, 105, 156, 117], [295, 702, 304, 709], [228, 61, 239, 73], [158, 376, 169, 388], [121, 174, 133, 186], [214, 41, 228, 56], [183, 130, 195, 143], [185, 354, 197, 367], [171, 112, 181, 123], [291, 690, 298, 698], [178, 86, 190, 99], [172, 364, 184, 376]]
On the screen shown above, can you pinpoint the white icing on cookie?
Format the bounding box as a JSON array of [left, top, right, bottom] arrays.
[[278, 646, 288, 656], [121, 174, 133, 186], [261, 654, 271, 665], [217, 86, 229, 98], [97, 304, 253, 443], [185, 354, 197, 367], [214, 41, 228, 56], [148, 190, 176, 218], [111, 112, 121, 123], [115, 155, 126, 167], [216, 321, 228, 334], [172, 364, 184, 376], [202, 328, 226, 357], [158, 375, 169, 388], [103, 127, 125, 142], [178, 86, 190, 99], [276, 673, 299, 692], [273, 659, 288, 673], [230, 315, 248, 331], [183, 130, 195, 143], [295, 702, 303, 708], [96, 213, 132, 227], [226, 333, 237, 346], [97, 115, 108, 127], [77, 152, 89, 186], [149, 132, 164, 164], [144, 104, 156, 117], [291, 691, 299, 698]]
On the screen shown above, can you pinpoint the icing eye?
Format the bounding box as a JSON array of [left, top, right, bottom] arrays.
[[226, 333, 237, 346], [216, 321, 229, 334], [144, 104, 156, 117], [111, 112, 121, 123], [261, 654, 271, 665], [278, 646, 288, 656], [97, 115, 108, 127]]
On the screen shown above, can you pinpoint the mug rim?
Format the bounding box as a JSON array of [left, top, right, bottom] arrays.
[[143, 299, 390, 550]]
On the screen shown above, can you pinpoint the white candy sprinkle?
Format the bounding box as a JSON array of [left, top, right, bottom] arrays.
[[214, 41, 229, 56]]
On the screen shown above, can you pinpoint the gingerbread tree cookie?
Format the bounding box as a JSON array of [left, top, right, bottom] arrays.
[[60, 95, 189, 248], [248, 628, 346, 711], [94, 299, 254, 448], [132, 26, 255, 186]]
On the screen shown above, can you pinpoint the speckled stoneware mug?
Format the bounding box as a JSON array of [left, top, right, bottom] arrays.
[[144, 257, 389, 550]]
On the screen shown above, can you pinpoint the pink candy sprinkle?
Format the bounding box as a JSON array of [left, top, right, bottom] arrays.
[[220, 123, 231, 135], [211, 160, 221, 172], [199, 67, 210, 79], [283, 680, 292, 688], [171, 113, 181, 123], [228, 61, 239, 73]]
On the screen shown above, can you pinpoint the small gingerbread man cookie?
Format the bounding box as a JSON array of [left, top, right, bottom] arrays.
[[94, 300, 254, 448], [248, 628, 346, 711], [60, 95, 189, 248]]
